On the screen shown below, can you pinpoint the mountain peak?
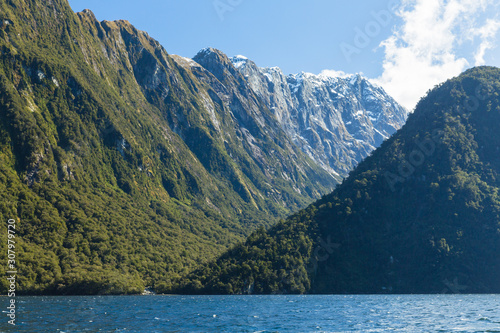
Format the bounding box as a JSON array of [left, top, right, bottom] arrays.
[[176, 66, 500, 295], [232, 54, 248, 60], [228, 55, 408, 177], [80, 8, 95, 16], [194, 47, 226, 60], [230, 55, 250, 69], [193, 47, 243, 84], [0, 2, 337, 295]]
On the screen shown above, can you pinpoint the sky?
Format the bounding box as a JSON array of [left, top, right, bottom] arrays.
[[67, 0, 500, 111]]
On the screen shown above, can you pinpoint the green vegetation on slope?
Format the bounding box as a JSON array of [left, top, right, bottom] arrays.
[[0, 0, 336, 294], [176, 67, 500, 294]]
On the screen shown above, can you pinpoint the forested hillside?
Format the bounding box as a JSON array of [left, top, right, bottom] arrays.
[[175, 67, 500, 295], [0, 0, 337, 294]]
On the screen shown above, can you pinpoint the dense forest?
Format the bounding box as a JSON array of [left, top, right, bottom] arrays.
[[0, 0, 336, 294], [174, 67, 500, 294], [3, 0, 498, 296]]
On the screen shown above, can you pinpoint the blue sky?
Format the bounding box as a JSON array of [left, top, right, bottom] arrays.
[[67, 0, 500, 110]]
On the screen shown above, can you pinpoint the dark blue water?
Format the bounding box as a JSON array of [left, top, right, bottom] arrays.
[[1, 294, 499, 332]]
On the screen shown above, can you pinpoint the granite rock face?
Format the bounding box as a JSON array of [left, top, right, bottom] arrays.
[[230, 55, 408, 177]]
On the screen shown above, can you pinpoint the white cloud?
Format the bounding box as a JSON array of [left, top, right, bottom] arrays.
[[375, 0, 500, 111], [319, 69, 351, 78], [473, 19, 500, 65]]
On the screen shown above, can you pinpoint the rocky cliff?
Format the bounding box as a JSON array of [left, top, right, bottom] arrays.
[[231, 56, 408, 176]]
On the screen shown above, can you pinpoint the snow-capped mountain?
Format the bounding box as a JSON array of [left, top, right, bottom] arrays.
[[230, 55, 408, 177]]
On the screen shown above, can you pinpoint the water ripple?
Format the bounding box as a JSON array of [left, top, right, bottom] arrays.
[[1, 294, 499, 332]]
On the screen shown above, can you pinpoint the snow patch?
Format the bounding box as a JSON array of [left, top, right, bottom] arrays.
[[230, 55, 249, 69], [263, 73, 272, 82], [179, 56, 199, 67]]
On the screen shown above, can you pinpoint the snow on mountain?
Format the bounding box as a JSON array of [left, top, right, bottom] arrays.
[[229, 55, 408, 177]]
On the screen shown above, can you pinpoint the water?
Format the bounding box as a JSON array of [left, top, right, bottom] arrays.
[[1, 294, 499, 332]]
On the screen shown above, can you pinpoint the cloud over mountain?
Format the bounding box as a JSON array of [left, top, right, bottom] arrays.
[[376, 0, 500, 110]]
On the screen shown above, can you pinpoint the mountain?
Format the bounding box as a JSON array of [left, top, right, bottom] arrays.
[[230, 56, 408, 176], [175, 67, 500, 295], [0, 0, 337, 294], [171, 47, 336, 201]]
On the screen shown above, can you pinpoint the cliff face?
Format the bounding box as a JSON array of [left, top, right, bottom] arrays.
[[75, 18, 338, 206], [177, 67, 500, 295], [231, 56, 408, 176], [0, 0, 414, 294], [0, 0, 337, 294]]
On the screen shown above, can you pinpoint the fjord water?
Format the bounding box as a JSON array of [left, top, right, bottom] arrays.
[[2, 295, 500, 332]]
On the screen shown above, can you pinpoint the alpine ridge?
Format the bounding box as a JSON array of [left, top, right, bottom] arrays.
[[0, 0, 333, 294], [230, 55, 408, 177], [175, 67, 500, 295], [0, 0, 408, 295]]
